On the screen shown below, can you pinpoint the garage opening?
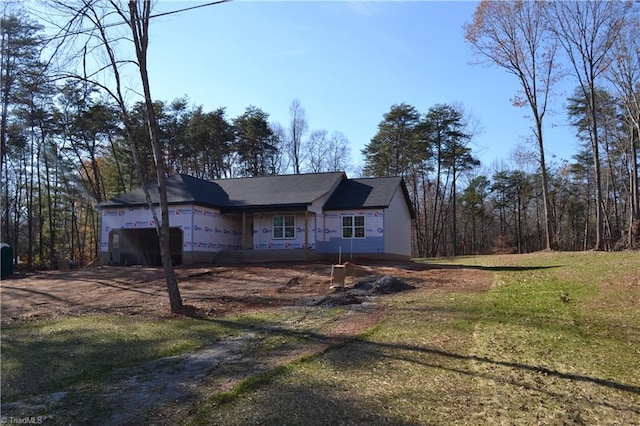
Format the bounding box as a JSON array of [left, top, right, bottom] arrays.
[[109, 228, 182, 266]]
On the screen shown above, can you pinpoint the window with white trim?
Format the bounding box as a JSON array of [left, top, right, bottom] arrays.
[[342, 215, 365, 239], [273, 215, 295, 239]]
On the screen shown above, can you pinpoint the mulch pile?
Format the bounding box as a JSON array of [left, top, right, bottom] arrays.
[[297, 275, 415, 308], [352, 275, 416, 294]]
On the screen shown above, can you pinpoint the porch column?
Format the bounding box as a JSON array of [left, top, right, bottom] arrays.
[[242, 212, 247, 249], [304, 210, 309, 248]]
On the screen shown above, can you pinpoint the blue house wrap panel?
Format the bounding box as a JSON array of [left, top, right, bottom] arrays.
[[316, 237, 384, 254], [316, 210, 384, 254]]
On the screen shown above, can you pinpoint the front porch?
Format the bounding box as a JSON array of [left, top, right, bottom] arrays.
[[244, 210, 317, 250]]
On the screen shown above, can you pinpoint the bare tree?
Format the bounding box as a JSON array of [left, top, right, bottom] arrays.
[[547, 0, 633, 250], [47, 0, 184, 312], [305, 129, 328, 173], [304, 129, 351, 173], [1, 9, 46, 256], [326, 131, 351, 173], [465, 0, 559, 250], [268, 121, 289, 175], [123, 1, 181, 311], [287, 97, 307, 174], [606, 10, 640, 248]]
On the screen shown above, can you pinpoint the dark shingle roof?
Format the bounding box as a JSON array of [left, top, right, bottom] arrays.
[[323, 177, 416, 218], [99, 172, 346, 211], [215, 172, 345, 211], [100, 174, 229, 207]]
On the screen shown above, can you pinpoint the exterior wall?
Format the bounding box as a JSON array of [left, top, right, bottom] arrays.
[[98, 176, 413, 263], [247, 181, 341, 251], [252, 212, 315, 249], [99, 204, 242, 265], [100, 206, 162, 254], [191, 207, 242, 252], [383, 189, 413, 257], [316, 209, 385, 256]]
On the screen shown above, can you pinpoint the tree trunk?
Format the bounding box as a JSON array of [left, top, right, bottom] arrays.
[[630, 122, 640, 248], [44, 142, 56, 267], [38, 151, 44, 266], [108, 134, 127, 193], [1, 60, 10, 245], [430, 143, 442, 257], [590, 91, 605, 251], [451, 165, 457, 256], [535, 119, 554, 250], [128, 0, 182, 312], [27, 128, 36, 269]]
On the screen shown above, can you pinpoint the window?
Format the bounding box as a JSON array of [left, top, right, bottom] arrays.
[[273, 215, 295, 239], [342, 215, 365, 239]]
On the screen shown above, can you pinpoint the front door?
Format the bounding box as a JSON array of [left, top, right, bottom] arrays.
[[110, 231, 120, 265], [242, 214, 254, 249]]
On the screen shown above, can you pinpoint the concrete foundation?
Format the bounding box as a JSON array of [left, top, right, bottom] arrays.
[[100, 249, 410, 266]]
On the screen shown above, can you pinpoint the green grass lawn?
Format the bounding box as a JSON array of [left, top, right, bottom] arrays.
[[187, 251, 640, 425], [1, 315, 231, 400], [2, 251, 639, 425]]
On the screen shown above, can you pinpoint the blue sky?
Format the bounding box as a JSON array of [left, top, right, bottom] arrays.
[[142, 1, 579, 174]]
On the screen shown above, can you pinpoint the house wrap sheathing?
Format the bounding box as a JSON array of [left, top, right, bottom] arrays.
[[98, 172, 415, 265]]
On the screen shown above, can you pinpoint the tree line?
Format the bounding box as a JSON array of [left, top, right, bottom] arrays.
[[0, 8, 351, 271], [1, 1, 639, 278], [463, 0, 639, 252], [360, 0, 639, 257]]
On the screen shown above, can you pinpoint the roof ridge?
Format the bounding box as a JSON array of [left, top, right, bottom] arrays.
[[350, 176, 402, 180], [210, 171, 346, 182]]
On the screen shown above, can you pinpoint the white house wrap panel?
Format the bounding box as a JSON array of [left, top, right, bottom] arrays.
[[383, 188, 413, 257], [252, 213, 316, 249], [192, 207, 242, 252], [98, 172, 415, 264], [100, 204, 244, 254]]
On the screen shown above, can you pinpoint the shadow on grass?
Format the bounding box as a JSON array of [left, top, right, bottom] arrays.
[[362, 339, 640, 395], [173, 313, 640, 423], [191, 380, 423, 426], [421, 263, 564, 272], [192, 314, 640, 397], [1, 328, 166, 400], [316, 339, 640, 418], [3, 306, 638, 424], [2, 309, 395, 425]]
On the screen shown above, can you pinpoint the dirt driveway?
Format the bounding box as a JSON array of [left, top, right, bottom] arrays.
[[1, 261, 494, 424], [0, 261, 491, 324]]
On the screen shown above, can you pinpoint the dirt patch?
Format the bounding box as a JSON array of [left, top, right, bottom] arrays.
[[148, 306, 387, 426], [0, 261, 491, 324], [1, 261, 492, 424]]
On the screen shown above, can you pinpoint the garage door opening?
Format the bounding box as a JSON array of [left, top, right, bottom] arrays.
[[109, 228, 182, 266]]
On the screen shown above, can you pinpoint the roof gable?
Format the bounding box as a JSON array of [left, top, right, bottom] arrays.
[[215, 172, 345, 210], [323, 176, 416, 218]]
